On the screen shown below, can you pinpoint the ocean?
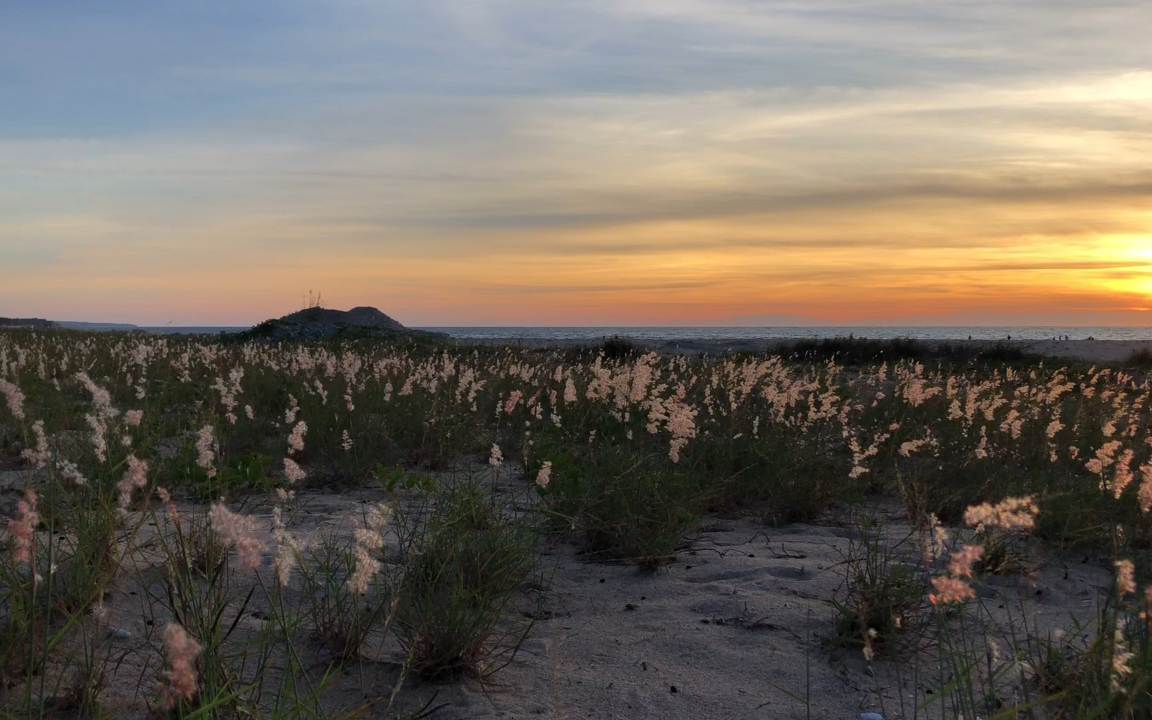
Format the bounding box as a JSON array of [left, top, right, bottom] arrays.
[[418, 326, 1152, 342], [127, 325, 1152, 341], [139, 327, 250, 335]]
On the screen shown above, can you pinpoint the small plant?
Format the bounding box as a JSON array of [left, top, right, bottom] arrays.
[[0, 490, 46, 688], [298, 529, 391, 664], [971, 525, 1034, 577], [1127, 348, 1152, 369], [541, 446, 697, 567], [375, 463, 437, 495], [597, 336, 636, 360], [738, 432, 850, 524], [964, 495, 1038, 576], [1030, 620, 1100, 710], [46, 492, 121, 616], [830, 514, 930, 659], [162, 507, 229, 581], [1025, 563, 1152, 718], [391, 473, 540, 679], [49, 609, 118, 718], [184, 452, 277, 499], [149, 501, 263, 716]]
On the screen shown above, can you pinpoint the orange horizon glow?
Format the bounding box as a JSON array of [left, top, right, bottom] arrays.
[[4, 193, 1150, 326], [4, 218, 1149, 328], [1, 6, 1151, 327]]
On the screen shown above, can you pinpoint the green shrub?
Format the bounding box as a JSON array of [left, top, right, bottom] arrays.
[[391, 473, 540, 679], [542, 444, 697, 567], [831, 515, 930, 658], [299, 534, 389, 663]]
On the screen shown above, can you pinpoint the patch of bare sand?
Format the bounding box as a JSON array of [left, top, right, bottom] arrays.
[[404, 518, 1109, 719], [65, 475, 1112, 720], [1005, 338, 1152, 365]]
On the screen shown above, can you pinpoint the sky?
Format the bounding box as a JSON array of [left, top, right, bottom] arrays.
[[1, 0, 1150, 327]]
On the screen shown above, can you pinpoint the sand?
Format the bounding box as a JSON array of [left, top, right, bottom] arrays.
[[986, 338, 1152, 365], [6, 464, 1109, 720]]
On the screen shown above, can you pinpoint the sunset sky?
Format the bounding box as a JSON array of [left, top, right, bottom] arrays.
[[2, 1, 1150, 327]]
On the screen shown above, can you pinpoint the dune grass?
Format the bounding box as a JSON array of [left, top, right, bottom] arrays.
[[0, 327, 1151, 717]]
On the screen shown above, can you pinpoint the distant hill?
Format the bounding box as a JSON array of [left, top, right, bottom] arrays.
[[240, 306, 446, 342], [57, 321, 139, 331], [277, 306, 407, 331], [0, 317, 58, 328]]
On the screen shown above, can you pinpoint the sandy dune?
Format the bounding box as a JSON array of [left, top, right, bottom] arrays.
[[52, 467, 1110, 720]]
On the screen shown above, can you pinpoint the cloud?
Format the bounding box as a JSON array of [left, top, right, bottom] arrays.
[[1, 0, 1151, 324]]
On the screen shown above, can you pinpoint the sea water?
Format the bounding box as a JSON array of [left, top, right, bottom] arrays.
[[419, 326, 1152, 342], [129, 325, 1151, 341]]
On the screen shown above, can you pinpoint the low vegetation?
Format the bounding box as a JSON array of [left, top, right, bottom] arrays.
[[1, 327, 1150, 717]]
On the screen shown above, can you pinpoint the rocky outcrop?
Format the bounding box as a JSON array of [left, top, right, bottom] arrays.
[[241, 306, 445, 342], [0, 317, 57, 328], [277, 306, 407, 331]]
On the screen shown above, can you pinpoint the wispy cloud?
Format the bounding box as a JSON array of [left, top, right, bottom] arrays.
[[1, 0, 1149, 324]]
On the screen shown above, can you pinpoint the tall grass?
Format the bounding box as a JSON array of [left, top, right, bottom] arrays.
[[1, 327, 1151, 716]]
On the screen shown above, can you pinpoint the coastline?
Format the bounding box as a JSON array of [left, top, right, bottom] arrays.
[[451, 335, 1152, 364]]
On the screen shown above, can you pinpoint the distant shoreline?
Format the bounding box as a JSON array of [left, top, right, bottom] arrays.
[[6, 324, 1151, 363], [6, 323, 1148, 341], [441, 335, 1152, 364], [421, 325, 1152, 342]]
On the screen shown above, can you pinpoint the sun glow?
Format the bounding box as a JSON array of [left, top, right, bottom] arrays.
[[1108, 235, 1152, 260], [1094, 234, 1152, 299]]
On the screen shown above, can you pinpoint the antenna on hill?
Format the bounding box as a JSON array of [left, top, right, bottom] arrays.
[[303, 290, 325, 310]]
